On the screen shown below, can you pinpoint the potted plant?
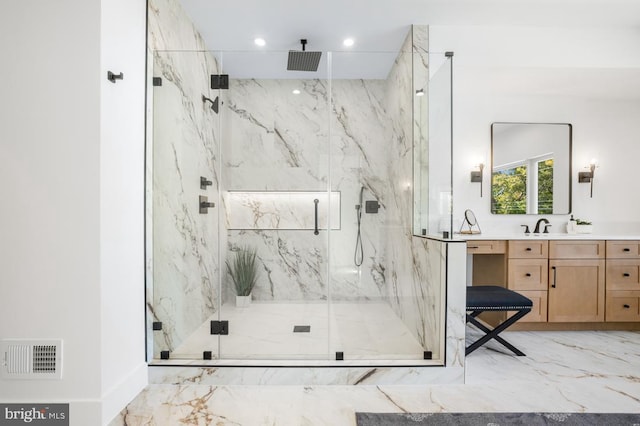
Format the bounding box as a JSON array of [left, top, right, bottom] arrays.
[[226, 246, 259, 307]]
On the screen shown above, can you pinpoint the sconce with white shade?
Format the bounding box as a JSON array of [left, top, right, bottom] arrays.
[[578, 159, 597, 198], [470, 162, 484, 197]]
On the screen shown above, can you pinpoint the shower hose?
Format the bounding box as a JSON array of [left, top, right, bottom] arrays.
[[354, 206, 363, 267]]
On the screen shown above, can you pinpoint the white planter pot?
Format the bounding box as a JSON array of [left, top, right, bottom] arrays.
[[576, 224, 593, 234], [235, 295, 251, 308]]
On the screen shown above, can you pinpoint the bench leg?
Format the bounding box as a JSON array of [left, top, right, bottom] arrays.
[[466, 309, 530, 356]]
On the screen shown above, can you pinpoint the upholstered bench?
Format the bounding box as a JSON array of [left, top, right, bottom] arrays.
[[466, 285, 533, 356]]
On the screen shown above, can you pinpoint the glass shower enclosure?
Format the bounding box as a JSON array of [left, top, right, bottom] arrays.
[[147, 28, 452, 364]]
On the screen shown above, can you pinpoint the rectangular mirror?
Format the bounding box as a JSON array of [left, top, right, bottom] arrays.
[[491, 122, 572, 215]]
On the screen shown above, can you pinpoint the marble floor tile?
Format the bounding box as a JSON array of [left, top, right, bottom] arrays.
[[113, 330, 640, 425]]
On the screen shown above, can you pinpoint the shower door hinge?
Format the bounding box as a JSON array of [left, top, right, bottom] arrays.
[[153, 77, 162, 86], [210, 320, 229, 335], [211, 74, 229, 90], [152, 321, 162, 331]]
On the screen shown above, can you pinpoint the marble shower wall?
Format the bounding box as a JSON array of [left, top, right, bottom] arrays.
[[381, 27, 444, 357], [223, 77, 390, 303], [148, 0, 221, 354]]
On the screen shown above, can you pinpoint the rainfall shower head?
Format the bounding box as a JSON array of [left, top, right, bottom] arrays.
[[287, 39, 322, 72]]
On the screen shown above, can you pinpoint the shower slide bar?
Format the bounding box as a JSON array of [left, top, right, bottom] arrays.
[[314, 199, 319, 235]]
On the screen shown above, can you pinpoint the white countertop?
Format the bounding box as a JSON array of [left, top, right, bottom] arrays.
[[454, 233, 640, 241]]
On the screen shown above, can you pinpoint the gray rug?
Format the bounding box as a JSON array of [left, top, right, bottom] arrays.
[[355, 412, 640, 425]]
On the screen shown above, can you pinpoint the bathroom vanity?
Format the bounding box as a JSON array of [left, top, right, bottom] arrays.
[[465, 235, 640, 330]]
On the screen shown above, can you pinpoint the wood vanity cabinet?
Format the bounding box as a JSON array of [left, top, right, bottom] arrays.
[[469, 238, 639, 329], [606, 241, 640, 322], [507, 240, 548, 322], [548, 241, 605, 322]]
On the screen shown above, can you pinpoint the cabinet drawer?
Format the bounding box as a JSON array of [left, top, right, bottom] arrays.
[[467, 240, 506, 254], [606, 291, 640, 322], [606, 241, 640, 259], [508, 240, 548, 259], [549, 241, 605, 259], [606, 260, 640, 291], [508, 290, 548, 323], [508, 259, 548, 291]]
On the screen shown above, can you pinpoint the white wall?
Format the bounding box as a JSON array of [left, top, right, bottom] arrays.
[[430, 25, 640, 234], [0, 0, 147, 424], [100, 0, 148, 423]]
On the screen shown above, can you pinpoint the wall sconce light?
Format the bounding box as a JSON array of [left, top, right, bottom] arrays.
[[470, 163, 484, 197], [578, 159, 597, 198], [415, 88, 425, 97]]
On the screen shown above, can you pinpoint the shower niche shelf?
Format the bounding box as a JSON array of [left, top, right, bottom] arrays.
[[226, 190, 341, 231]]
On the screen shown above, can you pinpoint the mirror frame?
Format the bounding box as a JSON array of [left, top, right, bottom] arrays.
[[490, 122, 572, 215]]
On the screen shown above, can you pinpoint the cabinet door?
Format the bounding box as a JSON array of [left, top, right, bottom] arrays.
[[508, 240, 548, 259], [548, 259, 605, 322], [606, 260, 640, 291], [606, 241, 640, 259], [549, 241, 605, 259], [606, 291, 640, 322], [467, 240, 506, 254], [509, 290, 548, 322], [508, 259, 548, 291]]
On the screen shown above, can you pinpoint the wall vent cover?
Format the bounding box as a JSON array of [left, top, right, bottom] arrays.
[[1, 339, 63, 380]]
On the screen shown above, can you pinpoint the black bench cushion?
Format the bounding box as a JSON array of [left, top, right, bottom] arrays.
[[467, 286, 533, 311]]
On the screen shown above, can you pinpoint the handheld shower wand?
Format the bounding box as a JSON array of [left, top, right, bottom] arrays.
[[354, 186, 365, 267]]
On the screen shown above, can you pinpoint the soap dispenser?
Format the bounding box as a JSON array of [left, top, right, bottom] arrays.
[[567, 215, 577, 234]]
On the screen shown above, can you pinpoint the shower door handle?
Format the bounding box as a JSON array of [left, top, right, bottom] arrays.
[[313, 199, 319, 235]]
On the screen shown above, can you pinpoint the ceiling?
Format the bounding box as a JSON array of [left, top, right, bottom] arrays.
[[180, 0, 640, 53], [178, 0, 640, 90]]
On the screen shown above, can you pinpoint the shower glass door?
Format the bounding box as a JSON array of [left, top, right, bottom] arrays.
[[149, 50, 223, 361], [217, 50, 331, 360]]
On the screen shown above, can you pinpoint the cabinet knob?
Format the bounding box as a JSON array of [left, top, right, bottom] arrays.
[[623, 304, 631, 309], [525, 273, 532, 277], [623, 273, 631, 277], [525, 247, 532, 251], [623, 248, 631, 252]]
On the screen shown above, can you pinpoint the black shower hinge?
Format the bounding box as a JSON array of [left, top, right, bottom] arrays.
[[210, 320, 229, 335], [152, 321, 163, 331], [423, 351, 432, 360], [160, 350, 170, 360], [211, 74, 229, 90], [203, 351, 213, 360], [153, 77, 162, 86], [335, 351, 344, 361]]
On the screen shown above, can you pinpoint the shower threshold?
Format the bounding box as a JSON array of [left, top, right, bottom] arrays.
[[154, 302, 441, 366]]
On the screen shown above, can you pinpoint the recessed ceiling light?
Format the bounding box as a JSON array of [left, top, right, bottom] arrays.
[[292, 89, 301, 95], [254, 38, 266, 47], [343, 38, 355, 47]]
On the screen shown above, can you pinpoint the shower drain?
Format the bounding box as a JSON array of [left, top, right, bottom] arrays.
[[293, 325, 311, 333]]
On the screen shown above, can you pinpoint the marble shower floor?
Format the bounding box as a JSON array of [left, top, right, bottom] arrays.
[[168, 302, 427, 361], [114, 330, 640, 425]]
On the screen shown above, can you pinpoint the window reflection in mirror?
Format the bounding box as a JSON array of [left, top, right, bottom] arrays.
[[491, 123, 571, 215]]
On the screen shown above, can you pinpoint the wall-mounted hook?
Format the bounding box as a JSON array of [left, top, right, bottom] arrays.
[[107, 71, 124, 83]]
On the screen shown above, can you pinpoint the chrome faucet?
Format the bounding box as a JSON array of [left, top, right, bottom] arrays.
[[533, 218, 551, 233]]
